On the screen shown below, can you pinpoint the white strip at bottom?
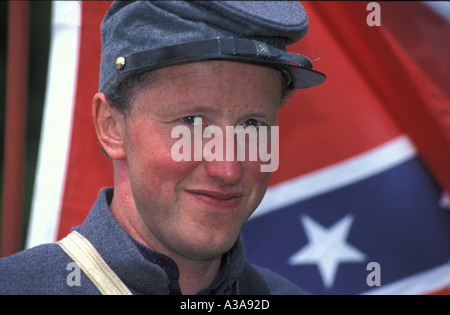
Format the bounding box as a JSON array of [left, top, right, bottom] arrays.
[[249, 135, 417, 221], [26, 2, 81, 248]]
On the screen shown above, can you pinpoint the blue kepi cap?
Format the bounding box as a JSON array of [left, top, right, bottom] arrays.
[[99, 1, 326, 93]]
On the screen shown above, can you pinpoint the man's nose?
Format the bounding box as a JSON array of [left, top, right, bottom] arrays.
[[204, 158, 245, 185]]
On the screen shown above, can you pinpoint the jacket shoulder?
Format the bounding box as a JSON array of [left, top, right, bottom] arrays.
[[0, 243, 97, 294]]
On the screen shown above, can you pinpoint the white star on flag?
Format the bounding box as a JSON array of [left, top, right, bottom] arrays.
[[288, 214, 367, 289], [439, 192, 450, 209]]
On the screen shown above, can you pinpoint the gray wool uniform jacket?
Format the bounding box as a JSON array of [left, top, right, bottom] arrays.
[[0, 188, 304, 295]]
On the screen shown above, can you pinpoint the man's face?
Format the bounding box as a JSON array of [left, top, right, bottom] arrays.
[[120, 61, 283, 261]]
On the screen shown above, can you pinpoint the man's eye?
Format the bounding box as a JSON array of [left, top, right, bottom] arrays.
[[180, 115, 202, 125], [243, 118, 262, 129]]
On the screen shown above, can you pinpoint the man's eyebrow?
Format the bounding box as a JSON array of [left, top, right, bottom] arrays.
[[182, 105, 219, 113], [163, 104, 220, 116], [155, 101, 277, 122]]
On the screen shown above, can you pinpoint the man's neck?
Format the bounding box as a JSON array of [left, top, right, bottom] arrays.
[[109, 190, 222, 295], [176, 256, 222, 295]]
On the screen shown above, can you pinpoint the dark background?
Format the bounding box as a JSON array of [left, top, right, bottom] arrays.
[[0, 1, 51, 248]]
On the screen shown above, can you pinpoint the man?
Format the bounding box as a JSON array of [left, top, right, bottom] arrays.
[[0, 1, 325, 294]]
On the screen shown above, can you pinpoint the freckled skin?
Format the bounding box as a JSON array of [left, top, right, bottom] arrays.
[[94, 60, 283, 293]]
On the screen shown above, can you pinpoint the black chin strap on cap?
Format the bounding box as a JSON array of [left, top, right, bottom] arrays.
[[114, 37, 325, 90]]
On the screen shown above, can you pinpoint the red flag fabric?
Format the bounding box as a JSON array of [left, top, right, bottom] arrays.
[[56, 1, 113, 240], [26, 1, 450, 295], [244, 1, 450, 295]]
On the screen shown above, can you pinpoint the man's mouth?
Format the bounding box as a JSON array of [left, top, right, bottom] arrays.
[[185, 189, 243, 208]]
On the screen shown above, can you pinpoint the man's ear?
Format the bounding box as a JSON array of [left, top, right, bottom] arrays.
[[92, 93, 126, 160]]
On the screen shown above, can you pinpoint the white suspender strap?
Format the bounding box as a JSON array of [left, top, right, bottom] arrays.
[[57, 231, 132, 295]]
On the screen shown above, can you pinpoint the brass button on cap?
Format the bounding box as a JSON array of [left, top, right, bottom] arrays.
[[115, 56, 126, 70]]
